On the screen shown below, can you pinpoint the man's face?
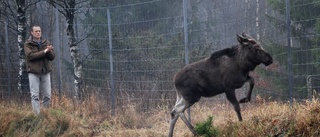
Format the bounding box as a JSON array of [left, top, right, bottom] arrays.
[[31, 26, 41, 39]]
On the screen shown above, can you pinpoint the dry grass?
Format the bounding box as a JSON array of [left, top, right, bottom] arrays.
[[0, 94, 320, 137]]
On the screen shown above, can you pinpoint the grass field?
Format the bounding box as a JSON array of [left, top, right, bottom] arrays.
[[0, 95, 320, 137]]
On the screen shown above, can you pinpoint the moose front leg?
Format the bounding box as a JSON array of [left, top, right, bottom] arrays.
[[225, 89, 242, 121], [239, 76, 254, 103]]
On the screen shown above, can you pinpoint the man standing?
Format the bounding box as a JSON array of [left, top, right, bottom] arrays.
[[24, 26, 55, 114]]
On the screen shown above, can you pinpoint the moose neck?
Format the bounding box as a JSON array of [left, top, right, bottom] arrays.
[[235, 46, 257, 72]]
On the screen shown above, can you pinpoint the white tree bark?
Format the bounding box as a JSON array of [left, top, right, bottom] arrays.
[[46, 0, 83, 100], [65, 1, 83, 100], [17, 0, 29, 93]]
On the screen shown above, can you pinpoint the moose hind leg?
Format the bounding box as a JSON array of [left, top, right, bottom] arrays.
[[179, 109, 197, 135], [168, 94, 197, 137], [168, 111, 179, 137], [168, 94, 184, 137]]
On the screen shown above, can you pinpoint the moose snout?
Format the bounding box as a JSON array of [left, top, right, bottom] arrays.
[[264, 59, 273, 66], [263, 54, 273, 66]]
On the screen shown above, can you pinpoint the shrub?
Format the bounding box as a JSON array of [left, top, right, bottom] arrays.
[[195, 116, 219, 137]]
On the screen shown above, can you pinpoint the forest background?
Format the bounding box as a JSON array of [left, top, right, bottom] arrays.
[[0, 0, 320, 116]]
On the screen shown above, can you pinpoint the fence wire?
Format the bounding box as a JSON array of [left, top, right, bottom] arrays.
[[1, 0, 320, 113]]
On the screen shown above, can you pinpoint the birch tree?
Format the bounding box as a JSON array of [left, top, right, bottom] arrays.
[[255, 0, 260, 40], [16, 0, 29, 93], [1, 0, 42, 94], [47, 0, 89, 100]]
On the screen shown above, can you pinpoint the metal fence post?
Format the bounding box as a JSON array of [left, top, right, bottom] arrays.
[[107, 8, 116, 116], [4, 19, 12, 97], [183, 0, 191, 122], [55, 9, 62, 100], [286, 0, 293, 105], [307, 76, 312, 100]]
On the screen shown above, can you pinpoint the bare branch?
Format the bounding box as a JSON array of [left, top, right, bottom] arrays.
[[45, 0, 66, 16], [2, 0, 16, 21], [75, 0, 88, 5], [81, 50, 103, 67], [25, 0, 42, 9], [63, 0, 68, 9], [74, 33, 92, 46]]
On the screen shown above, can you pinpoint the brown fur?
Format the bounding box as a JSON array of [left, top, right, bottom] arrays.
[[168, 33, 273, 137]]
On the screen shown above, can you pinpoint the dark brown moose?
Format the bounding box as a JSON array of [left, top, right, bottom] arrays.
[[168, 33, 273, 137]]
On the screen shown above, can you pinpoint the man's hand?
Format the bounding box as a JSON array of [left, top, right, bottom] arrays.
[[44, 45, 53, 53]]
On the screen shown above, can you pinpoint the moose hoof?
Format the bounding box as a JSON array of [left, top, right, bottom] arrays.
[[239, 98, 250, 103]]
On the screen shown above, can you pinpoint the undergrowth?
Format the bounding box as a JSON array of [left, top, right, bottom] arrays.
[[0, 95, 320, 137], [195, 116, 219, 137]]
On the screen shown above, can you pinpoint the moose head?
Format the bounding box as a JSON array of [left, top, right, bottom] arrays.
[[237, 33, 273, 66]]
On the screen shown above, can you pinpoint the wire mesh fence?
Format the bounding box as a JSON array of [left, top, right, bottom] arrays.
[[1, 0, 320, 114]]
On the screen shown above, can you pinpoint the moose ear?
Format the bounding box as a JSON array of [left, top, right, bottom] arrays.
[[237, 34, 248, 44], [242, 33, 248, 37]]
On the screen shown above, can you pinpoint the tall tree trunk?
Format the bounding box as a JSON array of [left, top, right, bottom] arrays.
[[16, 0, 29, 93], [255, 0, 260, 40], [66, 1, 83, 99], [46, 0, 84, 100]]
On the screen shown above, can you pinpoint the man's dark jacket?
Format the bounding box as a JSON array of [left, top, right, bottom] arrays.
[[24, 37, 55, 75]]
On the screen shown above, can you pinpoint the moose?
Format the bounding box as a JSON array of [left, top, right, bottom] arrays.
[[168, 33, 273, 137]]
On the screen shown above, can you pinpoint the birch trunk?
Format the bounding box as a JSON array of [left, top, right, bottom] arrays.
[[46, 0, 83, 100], [66, 1, 83, 99], [16, 0, 29, 93]]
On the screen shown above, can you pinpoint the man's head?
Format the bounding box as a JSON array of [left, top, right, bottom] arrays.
[[31, 26, 41, 40]]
